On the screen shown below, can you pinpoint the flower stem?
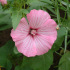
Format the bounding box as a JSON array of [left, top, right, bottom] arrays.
[[67, 0, 70, 20], [64, 28, 68, 53], [55, 51, 62, 56], [55, 0, 61, 25]]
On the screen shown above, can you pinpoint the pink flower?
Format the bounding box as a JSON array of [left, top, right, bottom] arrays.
[[11, 9, 57, 57], [0, 0, 7, 5]]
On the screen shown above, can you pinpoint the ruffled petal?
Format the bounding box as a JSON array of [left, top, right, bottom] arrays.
[[37, 19, 57, 36], [34, 35, 56, 55], [27, 9, 51, 29], [16, 35, 37, 57], [10, 18, 30, 41]]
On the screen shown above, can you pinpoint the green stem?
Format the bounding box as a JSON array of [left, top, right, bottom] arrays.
[[67, 0, 70, 20], [24, 1, 25, 9], [55, 51, 62, 56], [63, 11, 66, 21], [64, 28, 68, 53], [60, 47, 64, 50], [43, 55, 46, 70], [55, 0, 61, 25]]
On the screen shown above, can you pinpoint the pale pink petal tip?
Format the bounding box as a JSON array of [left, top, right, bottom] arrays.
[[27, 9, 51, 28], [10, 9, 57, 57]]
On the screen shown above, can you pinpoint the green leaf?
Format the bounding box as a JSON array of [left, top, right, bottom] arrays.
[[0, 24, 12, 31], [61, 1, 70, 7], [28, 6, 41, 11], [15, 65, 32, 70], [0, 13, 12, 31], [62, 20, 70, 30], [52, 27, 66, 51], [6, 60, 12, 70], [67, 40, 70, 45], [4, 9, 12, 14], [22, 50, 53, 70], [30, 0, 46, 7], [11, 11, 22, 30], [14, 46, 19, 54], [58, 52, 70, 70], [40, 0, 53, 4], [0, 40, 14, 69], [0, 56, 7, 67], [57, 7, 61, 24], [0, 4, 3, 12], [0, 40, 14, 56], [21, 9, 29, 14], [0, 57, 12, 70], [59, 6, 66, 11], [44, 5, 56, 15], [0, 13, 10, 24], [15, 66, 20, 70]]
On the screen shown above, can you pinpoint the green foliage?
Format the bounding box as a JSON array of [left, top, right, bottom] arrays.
[[5, 60, 12, 70], [0, 4, 3, 11], [29, 0, 56, 15], [62, 20, 70, 30], [0, 12, 12, 30], [52, 27, 66, 51], [61, 1, 70, 7], [21, 50, 53, 70], [40, 0, 53, 4], [15, 65, 32, 70], [14, 46, 19, 54], [0, 40, 14, 56], [11, 11, 22, 30], [21, 9, 29, 14], [0, 41, 14, 70], [29, 0, 46, 7], [9, 53, 23, 66], [58, 52, 70, 70]]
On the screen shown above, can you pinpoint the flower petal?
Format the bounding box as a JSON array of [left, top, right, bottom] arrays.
[[10, 18, 29, 41], [16, 35, 37, 57], [34, 35, 56, 55], [37, 19, 57, 36], [27, 9, 51, 29]]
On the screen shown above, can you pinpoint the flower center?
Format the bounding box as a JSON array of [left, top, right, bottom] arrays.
[[31, 29, 37, 35]]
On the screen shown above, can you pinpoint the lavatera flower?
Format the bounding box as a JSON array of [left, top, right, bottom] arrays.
[[0, 0, 7, 5], [11, 9, 57, 57]]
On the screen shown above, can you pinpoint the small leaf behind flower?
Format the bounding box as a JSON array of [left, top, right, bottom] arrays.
[[59, 52, 70, 70], [14, 46, 19, 54], [11, 11, 22, 30]]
